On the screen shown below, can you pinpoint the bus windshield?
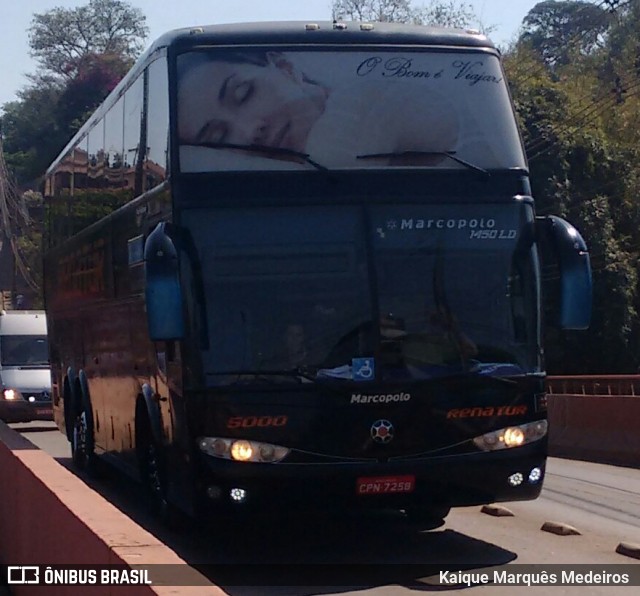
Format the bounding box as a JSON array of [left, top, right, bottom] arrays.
[[176, 49, 526, 172], [183, 203, 539, 386], [0, 336, 50, 367]]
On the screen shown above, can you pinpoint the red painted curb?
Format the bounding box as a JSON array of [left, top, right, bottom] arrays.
[[0, 422, 224, 595]]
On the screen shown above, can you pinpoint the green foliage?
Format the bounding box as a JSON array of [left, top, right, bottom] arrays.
[[505, 0, 640, 373], [1, 85, 66, 182], [332, 0, 415, 22], [413, 1, 488, 31], [1, 1, 147, 187], [520, 0, 611, 67], [332, 0, 488, 30], [0, 0, 148, 306], [57, 53, 133, 135], [28, 0, 148, 80], [45, 188, 133, 248]]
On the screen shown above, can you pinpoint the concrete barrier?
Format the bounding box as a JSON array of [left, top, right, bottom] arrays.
[[547, 394, 640, 468], [0, 422, 224, 595]]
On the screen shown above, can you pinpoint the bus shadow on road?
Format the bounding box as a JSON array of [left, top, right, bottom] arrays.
[[182, 509, 516, 593], [10, 421, 58, 434], [53, 459, 516, 593]]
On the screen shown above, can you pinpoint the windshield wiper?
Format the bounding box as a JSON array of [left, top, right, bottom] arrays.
[[414, 366, 519, 385], [191, 142, 328, 172], [356, 150, 489, 175], [206, 368, 318, 384]]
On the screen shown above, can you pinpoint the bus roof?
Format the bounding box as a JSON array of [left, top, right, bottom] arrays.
[[0, 311, 47, 335], [151, 21, 495, 52]]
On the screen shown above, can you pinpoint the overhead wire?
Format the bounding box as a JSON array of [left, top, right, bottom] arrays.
[[0, 136, 39, 293], [525, 67, 640, 161], [507, 0, 636, 157]]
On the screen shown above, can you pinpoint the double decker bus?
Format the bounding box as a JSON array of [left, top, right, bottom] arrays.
[[44, 21, 592, 524]]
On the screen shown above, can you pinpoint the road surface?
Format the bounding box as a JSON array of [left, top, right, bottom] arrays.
[[10, 421, 640, 594]]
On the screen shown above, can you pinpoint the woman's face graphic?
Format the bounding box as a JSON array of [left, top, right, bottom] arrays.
[[178, 53, 327, 152]]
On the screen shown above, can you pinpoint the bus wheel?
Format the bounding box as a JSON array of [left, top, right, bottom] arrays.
[[139, 432, 179, 527], [63, 382, 74, 443], [71, 406, 99, 476], [403, 505, 450, 530]]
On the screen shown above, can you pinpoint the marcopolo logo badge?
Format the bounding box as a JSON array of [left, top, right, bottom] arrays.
[[351, 392, 411, 404], [371, 419, 394, 444]]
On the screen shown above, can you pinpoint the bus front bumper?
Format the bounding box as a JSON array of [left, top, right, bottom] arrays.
[[0, 399, 54, 423], [195, 444, 546, 512]]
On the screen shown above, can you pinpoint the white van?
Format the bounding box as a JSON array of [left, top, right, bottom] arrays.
[[0, 311, 52, 423]]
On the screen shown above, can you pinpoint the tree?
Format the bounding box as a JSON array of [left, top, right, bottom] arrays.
[[520, 0, 611, 67], [414, 1, 486, 30], [0, 84, 66, 183], [332, 0, 415, 22], [331, 0, 488, 30], [28, 0, 148, 80], [58, 52, 132, 134], [2, 0, 149, 187], [504, 1, 640, 373], [0, 53, 130, 187]]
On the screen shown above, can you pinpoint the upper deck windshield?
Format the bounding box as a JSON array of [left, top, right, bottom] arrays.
[[182, 203, 540, 387], [176, 48, 526, 172]]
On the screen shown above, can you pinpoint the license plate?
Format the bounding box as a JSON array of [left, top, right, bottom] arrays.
[[356, 475, 415, 495], [36, 408, 53, 416]]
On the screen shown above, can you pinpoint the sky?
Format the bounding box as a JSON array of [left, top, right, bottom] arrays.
[[0, 0, 539, 109]]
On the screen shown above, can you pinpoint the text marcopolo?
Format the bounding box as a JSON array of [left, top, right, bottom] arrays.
[[351, 392, 411, 404], [395, 218, 496, 230]]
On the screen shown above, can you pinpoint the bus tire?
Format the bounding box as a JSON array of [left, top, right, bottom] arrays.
[[71, 397, 99, 477], [63, 378, 74, 443], [137, 415, 179, 528], [403, 505, 450, 530]]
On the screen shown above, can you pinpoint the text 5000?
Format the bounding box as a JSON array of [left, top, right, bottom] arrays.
[[226, 415, 288, 429]]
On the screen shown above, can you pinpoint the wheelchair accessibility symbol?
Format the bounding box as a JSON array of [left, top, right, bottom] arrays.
[[352, 357, 375, 381]]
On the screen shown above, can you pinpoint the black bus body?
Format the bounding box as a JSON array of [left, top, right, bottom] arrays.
[[43, 22, 592, 522]]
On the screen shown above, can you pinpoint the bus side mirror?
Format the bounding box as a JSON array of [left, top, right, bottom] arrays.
[[144, 222, 185, 340], [537, 215, 592, 330]]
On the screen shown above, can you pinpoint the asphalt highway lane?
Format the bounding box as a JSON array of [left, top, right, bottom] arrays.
[[12, 422, 640, 594]]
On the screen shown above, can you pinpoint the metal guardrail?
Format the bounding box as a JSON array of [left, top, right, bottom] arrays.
[[547, 375, 640, 397]]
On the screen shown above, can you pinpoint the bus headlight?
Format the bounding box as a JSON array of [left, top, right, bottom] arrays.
[[198, 437, 290, 463], [473, 420, 547, 451], [3, 389, 21, 401], [503, 427, 525, 447], [230, 440, 253, 461]]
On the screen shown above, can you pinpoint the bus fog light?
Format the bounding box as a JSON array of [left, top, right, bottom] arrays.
[[529, 467, 542, 484], [508, 472, 524, 487], [230, 488, 247, 502], [206, 485, 222, 500]]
